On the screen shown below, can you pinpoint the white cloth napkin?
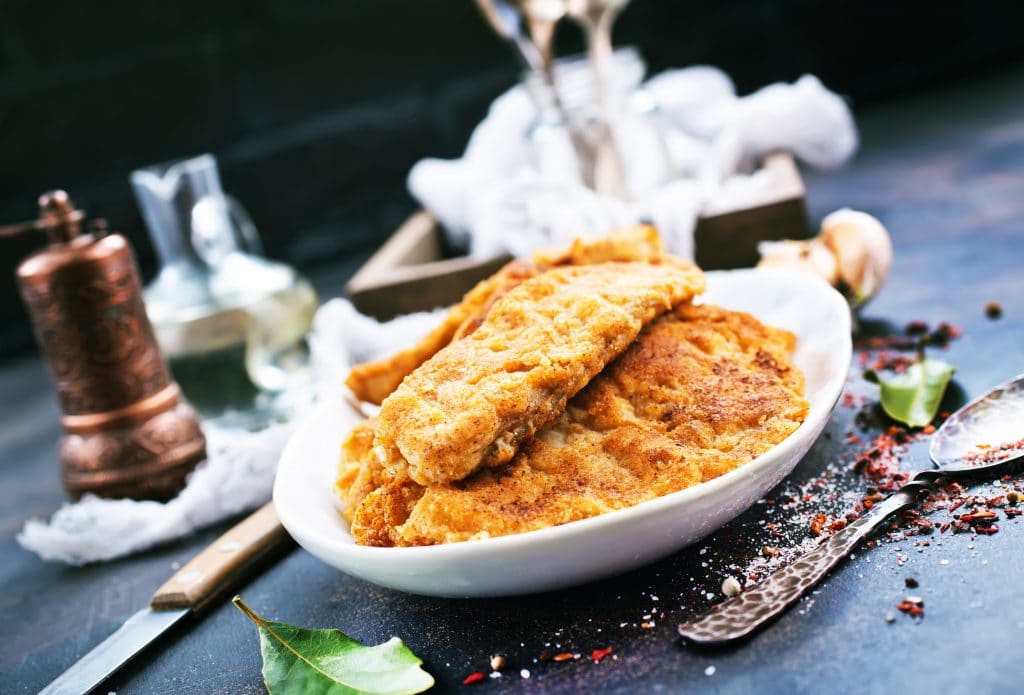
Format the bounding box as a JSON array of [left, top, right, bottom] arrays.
[[17, 299, 442, 565], [408, 67, 857, 260]]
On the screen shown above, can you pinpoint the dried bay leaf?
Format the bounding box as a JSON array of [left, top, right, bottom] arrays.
[[233, 596, 434, 695]]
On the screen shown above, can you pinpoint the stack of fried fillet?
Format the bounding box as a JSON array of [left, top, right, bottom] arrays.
[[338, 227, 808, 546]]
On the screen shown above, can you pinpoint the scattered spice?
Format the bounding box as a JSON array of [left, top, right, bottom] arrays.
[[809, 514, 828, 536], [905, 577, 919, 588], [761, 545, 781, 558], [489, 655, 505, 671], [591, 647, 613, 663], [552, 653, 574, 663], [721, 576, 742, 597], [463, 672, 485, 685], [897, 596, 925, 618], [963, 438, 1024, 467], [985, 301, 1003, 319]]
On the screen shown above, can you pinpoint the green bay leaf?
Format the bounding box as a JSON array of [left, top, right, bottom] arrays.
[[234, 596, 434, 695], [868, 357, 955, 427]]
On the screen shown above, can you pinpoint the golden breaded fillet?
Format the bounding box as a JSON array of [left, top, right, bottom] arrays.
[[371, 261, 705, 486], [344, 260, 538, 405], [335, 417, 384, 523], [342, 304, 808, 546], [344, 225, 667, 405]]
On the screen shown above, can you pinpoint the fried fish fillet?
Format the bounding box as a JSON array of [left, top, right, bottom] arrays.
[[339, 304, 809, 546], [372, 261, 706, 486], [345, 225, 668, 405]]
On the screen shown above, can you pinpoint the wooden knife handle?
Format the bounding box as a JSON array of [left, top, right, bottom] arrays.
[[150, 502, 292, 614]]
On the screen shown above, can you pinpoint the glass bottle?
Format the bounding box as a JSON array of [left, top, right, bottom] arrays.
[[131, 154, 317, 414]]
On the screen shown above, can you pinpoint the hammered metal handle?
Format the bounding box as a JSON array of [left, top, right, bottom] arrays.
[[678, 488, 919, 645]]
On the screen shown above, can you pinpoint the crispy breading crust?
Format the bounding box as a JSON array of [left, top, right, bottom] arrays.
[[371, 261, 706, 486], [343, 304, 808, 546], [344, 260, 538, 405], [344, 226, 667, 405]]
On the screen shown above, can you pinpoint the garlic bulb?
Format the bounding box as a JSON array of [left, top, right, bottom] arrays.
[[819, 208, 893, 306], [757, 208, 893, 308]]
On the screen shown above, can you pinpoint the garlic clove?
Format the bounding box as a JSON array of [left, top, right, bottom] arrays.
[[757, 238, 839, 286], [819, 208, 893, 306]]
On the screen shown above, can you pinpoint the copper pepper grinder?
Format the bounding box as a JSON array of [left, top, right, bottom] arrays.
[[2, 190, 206, 500]]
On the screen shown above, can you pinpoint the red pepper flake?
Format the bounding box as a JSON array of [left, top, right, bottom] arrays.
[[828, 519, 848, 532], [640, 622, 655, 629], [897, 596, 925, 618], [591, 647, 613, 663], [962, 437, 1024, 466], [974, 525, 999, 535], [809, 514, 828, 536], [1005, 508, 1022, 518], [922, 424, 936, 435], [463, 672, 486, 685], [552, 653, 574, 663]]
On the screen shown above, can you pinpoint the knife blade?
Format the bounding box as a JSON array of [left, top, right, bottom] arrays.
[[40, 608, 188, 695], [39, 501, 292, 695]]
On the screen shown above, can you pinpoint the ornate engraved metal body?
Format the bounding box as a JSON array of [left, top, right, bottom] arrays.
[[8, 191, 206, 500]]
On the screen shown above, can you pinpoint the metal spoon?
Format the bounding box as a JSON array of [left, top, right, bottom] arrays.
[[565, 0, 631, 198], [474, 0, 598, 188], [474, 0, 545, 72], [511, 0, 567, 74], [678, 373, 1024, 645]]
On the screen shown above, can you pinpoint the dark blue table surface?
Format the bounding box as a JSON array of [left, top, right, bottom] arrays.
[[3, 64, 1024, 694]]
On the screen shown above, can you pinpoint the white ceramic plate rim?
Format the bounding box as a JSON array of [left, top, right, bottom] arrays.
[[275, 269, 851, 571]]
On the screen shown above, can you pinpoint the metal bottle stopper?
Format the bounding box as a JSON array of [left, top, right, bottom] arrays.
[[2, 191, 206, 500]]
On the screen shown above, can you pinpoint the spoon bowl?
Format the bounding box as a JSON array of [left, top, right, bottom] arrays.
[[930, 373, 1024, 473]]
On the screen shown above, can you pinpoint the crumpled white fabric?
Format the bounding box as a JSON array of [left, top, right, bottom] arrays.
[[17, 298, 442, 565], [409, 66, 857, 260]]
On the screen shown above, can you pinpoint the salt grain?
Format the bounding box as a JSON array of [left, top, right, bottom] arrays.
[[705, 665, 716, 677]]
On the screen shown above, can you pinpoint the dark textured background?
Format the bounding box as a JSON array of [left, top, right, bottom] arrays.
[[2, 0, 1024, 358]]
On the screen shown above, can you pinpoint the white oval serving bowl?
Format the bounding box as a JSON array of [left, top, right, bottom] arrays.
[[274, 268, 852, 597]]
